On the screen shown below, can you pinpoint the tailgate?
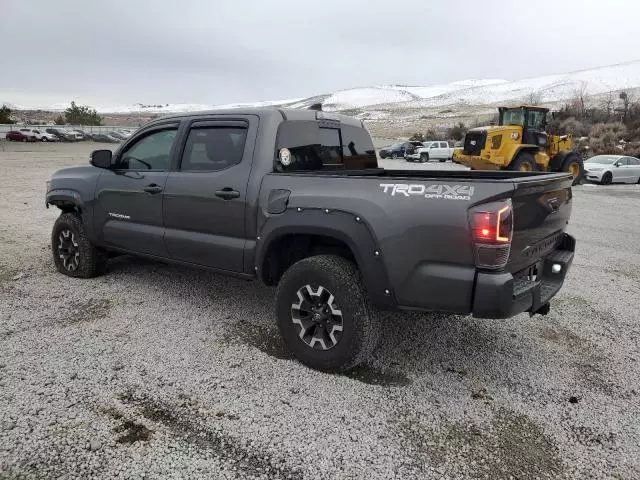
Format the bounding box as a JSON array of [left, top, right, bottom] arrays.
[[507, 174, 573, 273]]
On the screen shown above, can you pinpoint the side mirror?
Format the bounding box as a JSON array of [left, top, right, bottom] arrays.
[[90, 149, 112, 169]]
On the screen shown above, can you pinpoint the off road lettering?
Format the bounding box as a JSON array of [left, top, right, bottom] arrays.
[[379, 183, 475, 200]]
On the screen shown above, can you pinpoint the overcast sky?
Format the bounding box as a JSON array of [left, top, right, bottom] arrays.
[[1, 0, 638, 107]]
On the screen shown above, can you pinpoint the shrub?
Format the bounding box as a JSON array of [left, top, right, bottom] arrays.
[[0, 105, 13, 124], [447, 122, 467, 141], [64, 101, 102, 126]]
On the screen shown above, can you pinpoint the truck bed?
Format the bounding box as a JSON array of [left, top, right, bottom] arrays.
[[262, 169, 573, 314]]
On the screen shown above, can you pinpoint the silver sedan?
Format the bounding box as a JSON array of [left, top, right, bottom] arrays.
[[584, 155, 640, 185]]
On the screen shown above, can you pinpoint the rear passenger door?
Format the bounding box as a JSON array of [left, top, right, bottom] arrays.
[[627, 157, 640, 182], [162, 117, 258, 272], [615, 157, 630, 182]]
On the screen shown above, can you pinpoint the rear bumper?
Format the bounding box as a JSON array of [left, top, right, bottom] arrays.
[[472, 233, 575, 318]]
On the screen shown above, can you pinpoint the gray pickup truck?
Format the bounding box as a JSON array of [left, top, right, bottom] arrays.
[[46, 108, 576, 371]]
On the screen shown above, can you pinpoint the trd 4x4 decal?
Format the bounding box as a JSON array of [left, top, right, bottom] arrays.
[[379, 183, 475, 200]]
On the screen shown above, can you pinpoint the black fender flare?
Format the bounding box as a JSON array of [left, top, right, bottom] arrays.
[[254, 208, 397, 310], [45, 188, 84, 211]]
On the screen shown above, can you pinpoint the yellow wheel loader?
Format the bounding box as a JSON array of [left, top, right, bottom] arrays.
[[452, 106, 584, 185]]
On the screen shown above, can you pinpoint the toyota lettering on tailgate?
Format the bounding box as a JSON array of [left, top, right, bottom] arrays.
[[379, 183, 475, 201]]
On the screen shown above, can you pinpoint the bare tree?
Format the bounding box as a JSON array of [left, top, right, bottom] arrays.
[[572, 81, 588, 118], [527, 91, 542, 105], [602, 91, 615, 120], [619, 91, 631, 122]]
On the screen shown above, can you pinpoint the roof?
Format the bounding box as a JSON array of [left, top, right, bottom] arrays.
[[147, 107, 363, 127], [499, 105, 550, 111]]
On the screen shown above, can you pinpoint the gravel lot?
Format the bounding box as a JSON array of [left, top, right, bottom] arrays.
[[1, 141, 639, 479]]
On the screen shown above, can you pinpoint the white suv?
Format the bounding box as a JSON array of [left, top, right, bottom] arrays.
[[18, 128, 58, 142]]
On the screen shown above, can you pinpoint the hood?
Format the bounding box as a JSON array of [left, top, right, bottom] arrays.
[[468, 125, 523, 135], [583, 162, 609, 170]]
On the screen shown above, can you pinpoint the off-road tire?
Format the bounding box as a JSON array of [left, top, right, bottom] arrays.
[[560, 153, 584, 186], [420, 153, 429, 163], [439, 158, 446, 162], [601, 172, 613, 185], [507, 151, 536, 172], [275, 255, 380, 372], [52, 213, 108, 278]]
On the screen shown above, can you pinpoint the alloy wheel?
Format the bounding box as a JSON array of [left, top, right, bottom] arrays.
[[291, 285, 344, 350], [57, 229, 80, 271]]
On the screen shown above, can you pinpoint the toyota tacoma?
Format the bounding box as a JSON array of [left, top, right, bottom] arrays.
[[46, 107, 576, 371]]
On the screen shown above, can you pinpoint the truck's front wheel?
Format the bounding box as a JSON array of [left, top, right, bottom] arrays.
[[275, 255, 380, 372], [52, 213, 108, 278]]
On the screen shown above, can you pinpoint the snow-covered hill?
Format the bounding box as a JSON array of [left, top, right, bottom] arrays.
[[3, 60, 640, 115]]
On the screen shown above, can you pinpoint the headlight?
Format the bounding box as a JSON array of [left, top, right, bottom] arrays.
[[589, 167, 603, 172], [510, 132, 520, 140], [45, 180, 51, 192]]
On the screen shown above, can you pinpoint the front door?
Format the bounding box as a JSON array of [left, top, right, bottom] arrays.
[[163, 117, 257, 272], [94, 124, 179, 256]]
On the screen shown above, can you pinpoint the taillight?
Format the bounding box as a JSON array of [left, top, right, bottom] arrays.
[[470, 201, 513, 269]]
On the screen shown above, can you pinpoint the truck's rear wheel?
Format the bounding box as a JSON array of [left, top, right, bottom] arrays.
[[275, 255, 380, 372], [561, 153, 584, 186], [420, 153, 429, 163], [52, 213, 108, 278], [508, 152, 536, 172]]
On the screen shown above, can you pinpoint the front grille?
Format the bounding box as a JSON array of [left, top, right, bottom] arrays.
[[463, 130, 487, 155]]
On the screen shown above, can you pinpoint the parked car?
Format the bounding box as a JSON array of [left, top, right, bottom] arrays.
[[108, 131, 128, 141], [66, 130, 86, 141], [405, 141, 457, 163], [117, 129, 134, 138], [46, 128, 74, 142], [91, 133, 120, 143], [379, 141, 422, 159], [584, 155, 640, 185], [19, 128, 58, 142], [6, 130, 35, 142], [46, 107, 576, 372], [75, 129, 94, 140]]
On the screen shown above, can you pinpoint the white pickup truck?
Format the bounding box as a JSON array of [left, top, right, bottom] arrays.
[[405, 141, 456, 163]]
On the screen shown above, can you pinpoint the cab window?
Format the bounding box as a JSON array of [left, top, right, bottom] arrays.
[[116, 128, 177, 171], [180, 126, 247, 171], [276, 121, 376, 171]]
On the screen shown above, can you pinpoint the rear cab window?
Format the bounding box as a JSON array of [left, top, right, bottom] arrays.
[[275, 120, 378, 172]]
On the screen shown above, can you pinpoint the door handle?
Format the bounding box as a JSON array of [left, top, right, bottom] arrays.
[[143, 184, 163, 194], [215, 188, 240, 200]]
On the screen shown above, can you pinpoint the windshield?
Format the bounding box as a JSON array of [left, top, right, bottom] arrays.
[[501, 109, 525, 126], [586, 156, 618, 164]]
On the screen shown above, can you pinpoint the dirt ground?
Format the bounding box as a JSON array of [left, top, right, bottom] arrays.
[[0, 140, 639, 479]]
